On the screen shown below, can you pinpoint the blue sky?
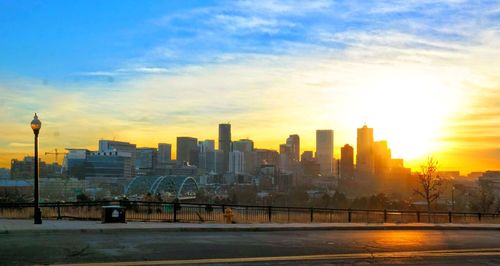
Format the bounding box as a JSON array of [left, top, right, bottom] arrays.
[[0, 1, 210, 79], [3, 0, 497, 81], [0, 0, 499, 172]]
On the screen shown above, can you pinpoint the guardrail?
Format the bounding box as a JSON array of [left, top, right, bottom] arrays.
[[0, 201, 498, 224]]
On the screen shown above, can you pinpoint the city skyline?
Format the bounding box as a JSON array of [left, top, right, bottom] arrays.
[[0, 121, 490, 175], [1, 1, 499, 173]]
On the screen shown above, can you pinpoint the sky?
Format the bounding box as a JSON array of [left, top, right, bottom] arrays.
[[0, 0, 499, 173]]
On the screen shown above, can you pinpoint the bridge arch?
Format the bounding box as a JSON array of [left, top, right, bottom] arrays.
[[125, 175, 198, 200]]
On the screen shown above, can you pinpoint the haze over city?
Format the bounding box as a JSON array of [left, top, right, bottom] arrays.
[[1, 0, 499, 173], [2, 1, 500, 265]]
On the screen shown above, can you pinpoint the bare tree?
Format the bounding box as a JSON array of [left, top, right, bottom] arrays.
[[470, 182, 495, 213], [414, 157, 442, 221]]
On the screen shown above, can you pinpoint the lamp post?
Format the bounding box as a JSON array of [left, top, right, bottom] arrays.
[[30, 113, 42, 224], [451, 185, 455, 212]]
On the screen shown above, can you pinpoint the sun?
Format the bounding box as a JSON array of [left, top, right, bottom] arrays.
[[352, 68, 459, 162]]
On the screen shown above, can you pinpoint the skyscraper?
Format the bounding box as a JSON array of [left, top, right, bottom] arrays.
[[136, 147, 157, 169], [218, 123, 231, 172], [176, 137, 198, 165], [286, 134, 300, 163], [253, 149, 279, 169], [300, 151, 320, 177], [157, 143, 171, 168], [229, 150, 244, 174], [301, 151, 314, 162], [136, 147, 158, 175], [232, 139, 254, 152], [356, 124, 374, 179], [279, 143, 293, 172], [316, 129, 334, 176], [205, 150, 224, 174], [198, 140, 215, 153], [340, 144, 354, 179], [198, 140, 215, 173], [373, 140, 391, 179], [232, 139, 254, 174]]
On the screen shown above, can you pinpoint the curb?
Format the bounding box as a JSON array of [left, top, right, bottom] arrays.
[[1, 224, 500, 235]]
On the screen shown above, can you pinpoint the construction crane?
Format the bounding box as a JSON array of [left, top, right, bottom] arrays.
[[45, 148, 67, 164]]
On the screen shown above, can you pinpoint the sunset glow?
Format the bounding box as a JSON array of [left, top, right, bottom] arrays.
[[0, 1, 499, 173]]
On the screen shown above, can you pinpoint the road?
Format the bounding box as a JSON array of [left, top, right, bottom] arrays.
[[1, 229, 499, 265]]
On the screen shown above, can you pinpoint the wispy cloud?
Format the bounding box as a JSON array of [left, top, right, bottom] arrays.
[[1, 1, 499, 171], [8, 143, 32, 148], [210, 14, 295, 34]]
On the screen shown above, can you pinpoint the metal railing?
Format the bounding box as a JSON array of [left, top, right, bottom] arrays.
[[0, 201, 498, 224]]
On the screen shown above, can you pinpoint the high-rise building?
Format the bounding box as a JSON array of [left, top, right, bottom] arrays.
[[99, 140, 136, 155], [252, 149, 279, 174], [85, 151, 133, 179], [286, 134, 300, 163], [300, 154, 320, 178], [387, 158, 411, 194], [198, 140, 215, 153], [232, 139, 254, 152], [136, 147, 158, 175], [356, 125, 374, 179], [11, 157, 61, 179], [98, 140, 136, 177], [63, 149, 90, 179], [229, 151, 244, 174], [316, 129, 334, 176], [204, 150, 224, 174], [279, 143, 293, 172], [390, 158, 411, 179], [63, 148, 133, 179], [218, 123, 231, 172], [198, 140, 215, 173], [176, 137, 198, 165], [232, 139, 254, 174], [340, 144, 354, 179], [333, 158, 340, 177], [373, 140, 391, 179], [301, 151, 314, 162], [157, 143, 171, 168]]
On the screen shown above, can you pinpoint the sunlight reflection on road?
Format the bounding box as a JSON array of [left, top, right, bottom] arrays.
[[373, 231, 429, 248]]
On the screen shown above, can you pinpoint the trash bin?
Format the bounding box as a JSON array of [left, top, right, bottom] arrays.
[[102, 205, 126, 223]]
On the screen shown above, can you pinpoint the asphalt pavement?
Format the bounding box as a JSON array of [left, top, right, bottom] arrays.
[[1, 220, 499, 265]]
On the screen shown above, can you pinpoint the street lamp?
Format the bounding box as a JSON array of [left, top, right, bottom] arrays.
[[451, 185, 455, 212], [30, 113, 42, 224]]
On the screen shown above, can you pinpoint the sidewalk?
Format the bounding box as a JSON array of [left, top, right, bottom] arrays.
[[1, 219, 499, 234]]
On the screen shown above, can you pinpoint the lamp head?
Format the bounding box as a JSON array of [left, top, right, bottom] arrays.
[[30, 113, 42, 134]]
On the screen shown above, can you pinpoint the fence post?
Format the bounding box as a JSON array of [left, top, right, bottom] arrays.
[[57, 201, 62, 220], [222, 204, 225, 214], [310, 208, 314, 223], [383, 209, 387, 223], [268, 206, 272, 222], [417, 211, 420, 223], [173, 202, 178, 222], [287, 207, 290, 223], [478, 213, 481, 222], [448, 212, 452, 223], [348, 209, 352, 223]]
